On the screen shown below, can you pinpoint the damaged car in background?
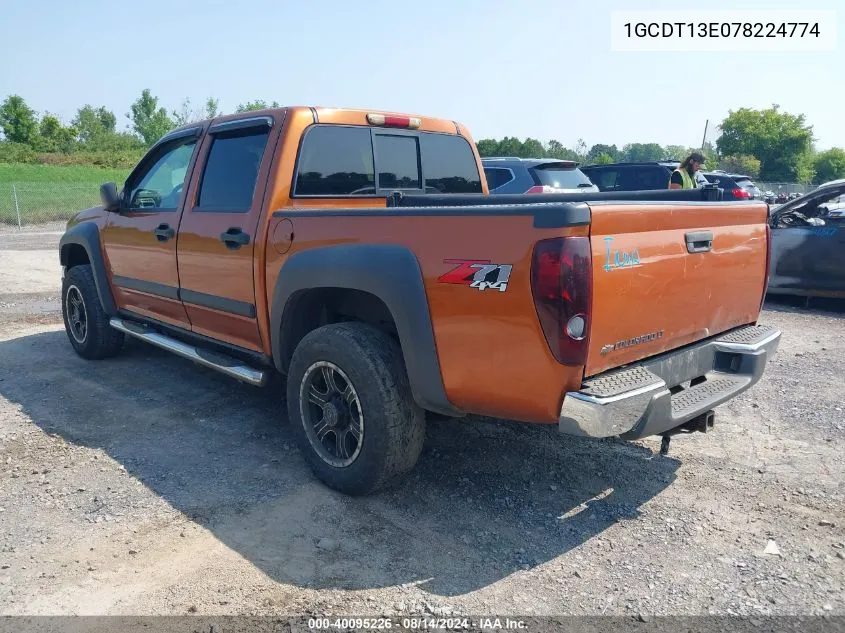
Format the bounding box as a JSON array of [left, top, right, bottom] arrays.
[[768, 179, 845, 299]]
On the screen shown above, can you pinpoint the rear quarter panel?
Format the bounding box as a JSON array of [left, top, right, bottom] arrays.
[[264, 212, 586, 423]]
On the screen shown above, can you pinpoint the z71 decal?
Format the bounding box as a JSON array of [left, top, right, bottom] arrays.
[[438, 259, 513, 292]]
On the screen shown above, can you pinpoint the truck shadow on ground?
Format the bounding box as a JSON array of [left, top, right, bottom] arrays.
[[0, 329, 679, 597]]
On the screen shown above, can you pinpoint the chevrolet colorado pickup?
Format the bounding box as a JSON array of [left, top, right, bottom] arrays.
[[59, 106, 781, 494]]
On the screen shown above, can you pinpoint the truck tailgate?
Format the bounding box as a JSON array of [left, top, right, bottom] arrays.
[[585, 201, 769, 377]]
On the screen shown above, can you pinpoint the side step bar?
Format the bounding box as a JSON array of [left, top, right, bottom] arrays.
[[109, 317, 268, 387]]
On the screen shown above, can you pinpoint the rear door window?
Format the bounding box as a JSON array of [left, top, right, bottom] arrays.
[[197, 129, 270, 210]]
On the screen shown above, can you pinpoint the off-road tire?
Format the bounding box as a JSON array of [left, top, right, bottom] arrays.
[[61, 264, 124, 360], [286, 322, 425, 495]]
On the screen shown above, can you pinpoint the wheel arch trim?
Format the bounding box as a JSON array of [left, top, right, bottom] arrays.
[[269, 244, 463, 418], [59, 222, 117, 316]]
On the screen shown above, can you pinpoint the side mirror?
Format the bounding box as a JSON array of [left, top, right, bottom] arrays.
[[100, 182, 121, 212]]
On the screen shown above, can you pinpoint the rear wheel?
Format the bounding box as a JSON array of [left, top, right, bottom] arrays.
[[61, 265, 124, 359], [286, 322, 425, 495]]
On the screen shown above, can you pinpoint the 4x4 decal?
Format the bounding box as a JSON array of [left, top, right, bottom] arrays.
[[438, 259, 513, 292]]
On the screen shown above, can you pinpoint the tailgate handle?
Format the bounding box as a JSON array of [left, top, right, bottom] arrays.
[[685, 231, 713, 253]]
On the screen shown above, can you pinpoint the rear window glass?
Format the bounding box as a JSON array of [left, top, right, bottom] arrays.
[[295, 126, 375, 196], [420, 133, 482, 193], [294, 125, 482, 196], [484, 167, 514, 190], [374, 134, 421, 190], [532, 164, 593, 189]]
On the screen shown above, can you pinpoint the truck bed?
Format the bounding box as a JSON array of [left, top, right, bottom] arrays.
[[388, 188, 769, 377]]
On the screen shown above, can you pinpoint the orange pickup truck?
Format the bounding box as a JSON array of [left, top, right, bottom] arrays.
[[59, 106, 781, 494]]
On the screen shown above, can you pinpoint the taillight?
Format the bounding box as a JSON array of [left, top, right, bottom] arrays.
[[366, 113, 421, 129], [732, 188, 752, 199], [531, 237, 592, 365]]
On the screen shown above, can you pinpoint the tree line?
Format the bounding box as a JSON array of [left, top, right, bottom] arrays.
[[477, 105, 845, 185], [1, 91, 843, 184], [0, 90, 278, 169]]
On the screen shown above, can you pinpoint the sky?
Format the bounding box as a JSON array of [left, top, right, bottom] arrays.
[[0, 0, 841, 151]]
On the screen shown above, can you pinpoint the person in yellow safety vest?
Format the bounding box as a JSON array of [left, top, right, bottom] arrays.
[[668, 152, 706, 189]]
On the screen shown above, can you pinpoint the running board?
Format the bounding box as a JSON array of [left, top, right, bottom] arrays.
[[109, 317, 268, 387]]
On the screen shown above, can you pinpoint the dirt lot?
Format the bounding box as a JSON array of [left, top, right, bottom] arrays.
[[0, 230, 843, 618]]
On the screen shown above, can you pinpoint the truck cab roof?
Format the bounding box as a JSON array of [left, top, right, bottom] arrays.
[[178, 106, 468, 137]]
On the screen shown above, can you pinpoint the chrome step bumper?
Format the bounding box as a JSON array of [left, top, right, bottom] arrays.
[[109, 318, 268, 387], [559, 325, 781, 439]]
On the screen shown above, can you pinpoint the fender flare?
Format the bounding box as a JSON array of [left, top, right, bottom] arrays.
[[270, 244, 463, 418], [58, 222, 117, 316]]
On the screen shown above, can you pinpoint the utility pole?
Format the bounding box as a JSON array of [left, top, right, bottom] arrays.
[[701, 119, 709, 150]]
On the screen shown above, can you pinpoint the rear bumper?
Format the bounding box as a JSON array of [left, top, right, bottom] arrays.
[[559, 325, 781, 439]]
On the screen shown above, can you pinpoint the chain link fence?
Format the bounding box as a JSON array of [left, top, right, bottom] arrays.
[[0, 182, 101, 230]]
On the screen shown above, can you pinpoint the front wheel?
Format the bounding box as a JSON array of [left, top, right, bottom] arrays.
[[61, 265, 124, 359], [286, 323, 425, 495]]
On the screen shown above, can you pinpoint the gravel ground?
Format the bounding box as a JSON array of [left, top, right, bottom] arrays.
[[0, 231, 842, 617]]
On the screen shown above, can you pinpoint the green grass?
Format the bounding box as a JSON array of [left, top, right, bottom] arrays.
[[0, 163, 131, 226], [0, 162, 131, 184]]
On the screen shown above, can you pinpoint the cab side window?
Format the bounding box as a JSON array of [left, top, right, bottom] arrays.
[[195, 128, 271, 211], [126, 140, 197, 211]]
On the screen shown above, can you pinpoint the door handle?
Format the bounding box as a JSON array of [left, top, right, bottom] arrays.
[[685, 230, 713, 253], [220, 227, 250, 250], [153, 223, 175, 242]]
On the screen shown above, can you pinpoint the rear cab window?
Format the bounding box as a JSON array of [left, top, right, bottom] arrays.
[[294, 125, 481, 196], [294, 126, 375, 195], [419, 133, 482, 193], [374, 133, 421, 190]]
